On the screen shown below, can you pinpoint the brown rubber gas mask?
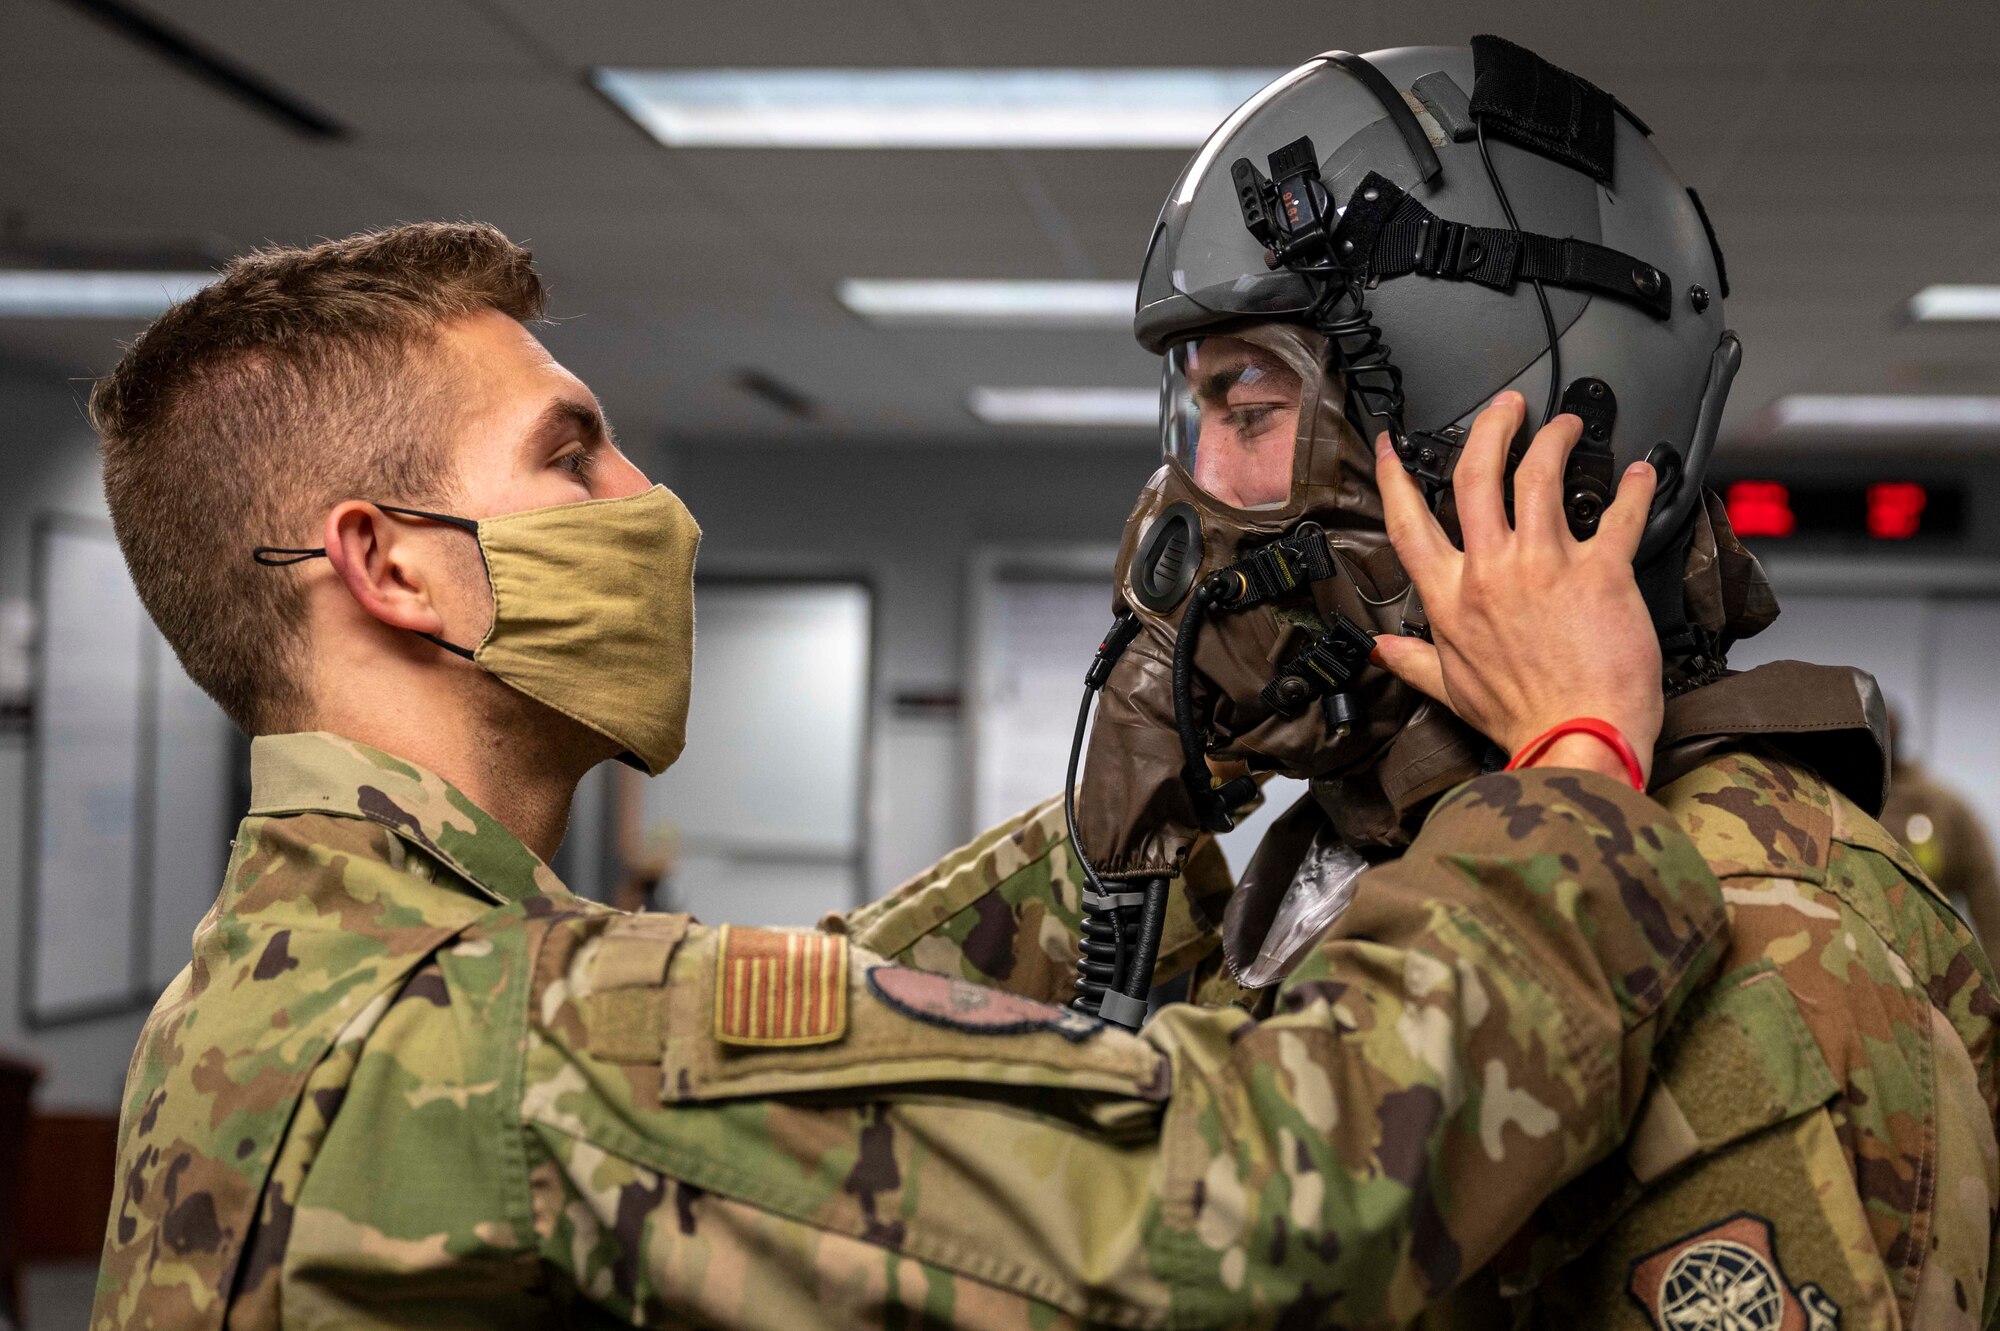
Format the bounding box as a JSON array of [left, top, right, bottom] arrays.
[[1063, 322, 1487, 1027], [1075, 321, 1470, 888]]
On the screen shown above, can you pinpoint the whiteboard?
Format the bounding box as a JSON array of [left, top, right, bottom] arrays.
[[26, 518, 239, 1023], [144, 639, 235, 990], [29, 520, 148, 1020], [968, 559, 1303, 880], [644, 581, 872, 921], [970, 572, 1112, 830]]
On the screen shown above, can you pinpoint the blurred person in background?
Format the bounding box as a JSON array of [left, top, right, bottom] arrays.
[[1884, 703, 2000, 960]]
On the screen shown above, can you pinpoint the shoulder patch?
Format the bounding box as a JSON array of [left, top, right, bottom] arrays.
[[867, 965, 1102, 1043], [714, 925, 848, 1048], [1627, 1211, 1841, 1331]]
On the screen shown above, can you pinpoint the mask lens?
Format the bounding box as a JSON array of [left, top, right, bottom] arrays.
[[1159, 336, 1304, 511], [1160, 343, 1200, 469]]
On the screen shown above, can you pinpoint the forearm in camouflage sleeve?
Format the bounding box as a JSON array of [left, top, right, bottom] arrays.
[[523, 769, 1725, 1328], [1137, 768, 1729, 1326], [829, 792, 1234, 1004]]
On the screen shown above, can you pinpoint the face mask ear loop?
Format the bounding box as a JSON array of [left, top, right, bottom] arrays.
[[374, 503, 480, 535], [373, 506, 489, 658], [252, 503, 478, 566], [252, 546, 326, 566], [252, 503, 481, 660], [415, 631, 477, 662]]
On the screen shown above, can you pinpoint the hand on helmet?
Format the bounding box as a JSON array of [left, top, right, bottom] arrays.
[[1370, 392, 1663, 785]]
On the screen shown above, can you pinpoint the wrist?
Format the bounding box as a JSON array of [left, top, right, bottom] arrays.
[[1506, 717, 1652, 790], [1529, 733, 1652, 786]]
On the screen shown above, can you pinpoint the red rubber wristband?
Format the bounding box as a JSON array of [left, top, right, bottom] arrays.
[[1504, 717, 1645, 791]]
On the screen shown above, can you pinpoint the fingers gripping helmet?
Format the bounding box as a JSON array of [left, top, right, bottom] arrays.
[[1068, 39, 1746, 1024]]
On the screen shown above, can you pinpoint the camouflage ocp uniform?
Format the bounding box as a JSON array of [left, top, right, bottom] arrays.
[[856, 664, 2000, 1330], [96, 731, 1726, 1329]]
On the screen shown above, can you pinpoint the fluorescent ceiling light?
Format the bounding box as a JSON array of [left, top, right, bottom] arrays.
[[969, 387, 1155, 427], [0, 270, 212, 318], [1771, 394, 2000, 432], [1909, 285, 2000, 321], [840, 279, 1132, 327], [594, 68, 1281, 148]]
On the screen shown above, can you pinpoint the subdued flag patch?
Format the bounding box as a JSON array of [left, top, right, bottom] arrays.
[[714, 925, 849, 1048]]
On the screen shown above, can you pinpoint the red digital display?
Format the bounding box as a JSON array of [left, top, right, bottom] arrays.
[[1725, 480, 1796, 539], [1866, 482, 1927, 540], [1717, 478, 1958, 542]]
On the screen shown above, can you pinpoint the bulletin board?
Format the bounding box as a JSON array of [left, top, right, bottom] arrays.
[[22, 515, 236, 1026]]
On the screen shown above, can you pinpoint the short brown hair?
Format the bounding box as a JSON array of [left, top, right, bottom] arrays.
[[93, 222, 545, 732]]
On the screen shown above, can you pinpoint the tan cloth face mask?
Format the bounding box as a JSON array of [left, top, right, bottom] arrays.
[[256, 484, 702, 776]]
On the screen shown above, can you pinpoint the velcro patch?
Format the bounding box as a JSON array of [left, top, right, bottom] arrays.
[[1627, 1212, 1841, 1331], [714, 925, 848, 1048], [867, 965, 1102, 1043]]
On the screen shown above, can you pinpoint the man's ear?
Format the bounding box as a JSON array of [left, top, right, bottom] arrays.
[[322, 501, 448, 637]]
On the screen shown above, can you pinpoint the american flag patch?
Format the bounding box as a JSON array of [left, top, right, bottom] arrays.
[[713, 925, 849, 1048]]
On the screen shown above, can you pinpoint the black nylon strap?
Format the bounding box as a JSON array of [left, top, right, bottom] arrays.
[[1219, 524, 1337, 608], [1333, 171, 1673, 320], [1469, 35, 1618, 184]]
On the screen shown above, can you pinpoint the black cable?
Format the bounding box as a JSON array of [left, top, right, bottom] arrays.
[[1170, 582, 1217, 785], [1477, 118, 1562, 429], [1121, 878, 1171, 1003]]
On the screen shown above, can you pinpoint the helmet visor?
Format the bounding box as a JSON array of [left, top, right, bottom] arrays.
[[1160, 335, 1307, 512], [1136, 54, 1440, 350]]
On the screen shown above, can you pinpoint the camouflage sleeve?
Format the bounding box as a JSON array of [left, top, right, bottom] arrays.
[[828, 792, 1235, 1004], [523, 767, 1726, 1328]]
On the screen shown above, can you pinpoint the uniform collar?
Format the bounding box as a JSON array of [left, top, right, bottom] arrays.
[[248, 730, 567, 907]]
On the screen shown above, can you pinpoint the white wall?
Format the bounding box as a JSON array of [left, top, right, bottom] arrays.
[[0, 366, 153, 1112], [671, 441, 1153, 892], [1731, 580, 2000, 853]]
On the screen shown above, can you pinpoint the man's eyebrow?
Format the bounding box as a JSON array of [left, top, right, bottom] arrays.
[[1195, 352, 1294, 402], [525, 397, 609, 453]]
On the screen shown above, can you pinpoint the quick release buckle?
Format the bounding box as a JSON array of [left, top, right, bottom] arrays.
[[1414, 215, 1464, 277], [1211, 523, 1338, 611]]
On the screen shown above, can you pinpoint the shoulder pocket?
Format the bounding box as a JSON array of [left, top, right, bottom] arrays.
[[659, 927, 1168, 1138], [1497, 960, 1842, 1297], [1626, 960, 1839, 1184]]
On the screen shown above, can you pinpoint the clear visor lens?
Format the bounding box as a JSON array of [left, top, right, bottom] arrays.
[[1159, 336, 1305, 511]]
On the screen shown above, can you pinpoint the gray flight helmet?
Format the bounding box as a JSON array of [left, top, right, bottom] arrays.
[[1134, 40, 1738, 564]]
